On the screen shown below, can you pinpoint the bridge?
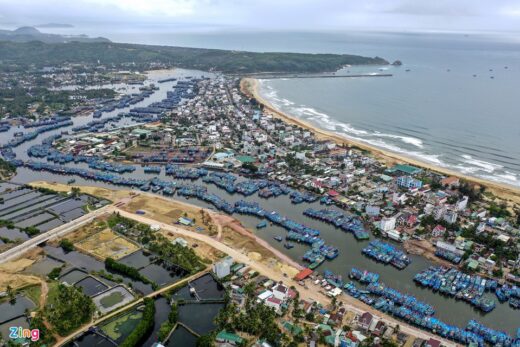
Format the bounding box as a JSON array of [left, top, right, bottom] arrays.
[[0, 205, 112, 264]]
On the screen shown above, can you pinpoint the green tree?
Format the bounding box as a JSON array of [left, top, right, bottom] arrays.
[[46, 284, 95, 336]]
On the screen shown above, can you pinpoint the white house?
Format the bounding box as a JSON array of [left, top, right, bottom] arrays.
[[380, 217, 396, 232], [272, 283, 289, 301], [213, 256, 233, 278]]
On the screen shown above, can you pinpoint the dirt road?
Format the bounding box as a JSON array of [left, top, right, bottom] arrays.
[[115, 208, 457, 346]]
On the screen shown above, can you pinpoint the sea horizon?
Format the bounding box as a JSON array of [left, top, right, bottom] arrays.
[[23, 27, 519, 188]]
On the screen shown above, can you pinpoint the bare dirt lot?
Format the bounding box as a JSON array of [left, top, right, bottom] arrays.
[[0, 249, 43, 291], [75, 229, 140, 261]]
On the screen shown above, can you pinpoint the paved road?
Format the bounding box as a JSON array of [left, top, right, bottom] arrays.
[[0, 205, 112, 264]]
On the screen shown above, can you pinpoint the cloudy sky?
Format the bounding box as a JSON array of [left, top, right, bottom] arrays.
[[1, 0, 519, 33]]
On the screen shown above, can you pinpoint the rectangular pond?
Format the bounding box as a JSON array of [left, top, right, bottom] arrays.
[[166, 325, 198, 347], [118, 250, 153, 269], [100, 308, 143, 344], [74, 276, 109, 297], [0, 296, 36, 324], [177, 303, 224, 336]]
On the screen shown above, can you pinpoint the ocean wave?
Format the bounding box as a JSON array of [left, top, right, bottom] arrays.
[[452, 165, 482, 175], [294, 106, 369, 136], [461, 154, 503, 173], [374, 131, 424, 148], [257, 81, 520, 187], [346, 135, 445, 166], [479, 173, 519, 186]]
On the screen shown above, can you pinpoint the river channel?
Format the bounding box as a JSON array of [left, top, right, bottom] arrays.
[[2, 69, 518, 334]]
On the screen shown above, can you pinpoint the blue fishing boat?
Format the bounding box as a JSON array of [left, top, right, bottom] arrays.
[[362, 240, 411, 269], [274, 236, 283, 242], [304, 208, 369, 240], [284, 242, 294, 249], [349, 268, 380, 284], [256, 220, 268, 229]]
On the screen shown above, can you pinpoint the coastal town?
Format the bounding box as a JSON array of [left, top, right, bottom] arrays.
[[0, 58, 519, 347]]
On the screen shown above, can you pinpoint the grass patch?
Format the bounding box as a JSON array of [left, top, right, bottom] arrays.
[[45, 282, 61, 308], [22, 285, 41, 306], [100, 291, 125, 308], [101, 310, 143, 343]]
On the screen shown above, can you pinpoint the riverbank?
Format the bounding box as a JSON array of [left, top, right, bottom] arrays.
[[28, 181, 302, 276], [240, 77, 520, 205]]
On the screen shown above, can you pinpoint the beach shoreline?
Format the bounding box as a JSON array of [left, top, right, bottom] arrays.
[[240, 77, 520, 204]]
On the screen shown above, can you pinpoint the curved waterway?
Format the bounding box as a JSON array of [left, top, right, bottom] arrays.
[[4, 69, 519, 335]]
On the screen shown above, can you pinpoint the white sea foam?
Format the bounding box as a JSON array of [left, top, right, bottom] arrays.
[[374, 131, 424, 148], [258, 81, 520, 188], [461, 154, 503, 173], [345, 135, 445, 166], [480, 173, 519, 186], [335, 123, 369, 136], [452, 165, 481, 175]]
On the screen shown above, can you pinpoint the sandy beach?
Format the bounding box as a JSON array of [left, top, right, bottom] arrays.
[[241, 77, 520, 205]]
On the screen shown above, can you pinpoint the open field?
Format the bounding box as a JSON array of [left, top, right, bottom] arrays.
[[75, 228, 139, 261]]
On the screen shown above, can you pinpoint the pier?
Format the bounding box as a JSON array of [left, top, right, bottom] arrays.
[[251, 73, 393, 79]]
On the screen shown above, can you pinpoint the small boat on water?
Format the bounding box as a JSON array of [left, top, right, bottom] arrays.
[[309, 257, 325, 270], [256, 220, 267, 229], [510, 297, 520, 309], [274, 236, 282, 242], [284, 242, 294, 249], [67, 178, 76, 184]]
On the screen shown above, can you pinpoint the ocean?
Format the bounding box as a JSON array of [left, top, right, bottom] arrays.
[[46, 28, 520, 187], [250, 32, 520, 188]]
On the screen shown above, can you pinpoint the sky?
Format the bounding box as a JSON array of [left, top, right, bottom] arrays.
[[1, 0, 520, 34]]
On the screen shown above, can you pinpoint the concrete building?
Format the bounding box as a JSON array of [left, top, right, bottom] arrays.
[[380, 217, 396, 232], [456, 196, 469, 211], [443, 210, 458, 224], [213, 256, 233, 278], [396, 175, 423, 189]]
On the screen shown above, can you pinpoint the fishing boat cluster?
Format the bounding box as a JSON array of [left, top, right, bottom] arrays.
[[6, 119, 73, 148], [361, 240, 412, 269], [414, 266, 498, 312], [289, 190, 318, 204], [340, 268, 519, 346], [496, 283, 520, 309], [233, 200, 340, 261], [414, 266, 520, 311], [165, 164, 208, 179], [202, 172, 293, 199], [134, 147, 212, 164], [303, 208, 369, 240], [177, 184, 235, 214], [434, 248, 462, 264]]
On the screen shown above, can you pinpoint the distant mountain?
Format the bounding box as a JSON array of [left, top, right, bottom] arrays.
[[0, 26, 109, 43], [0, 40, 389, 74], [35, 23, 75, 29]]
